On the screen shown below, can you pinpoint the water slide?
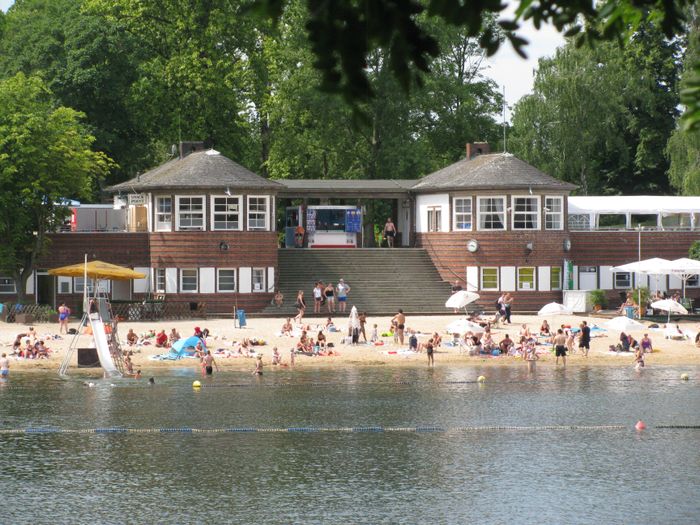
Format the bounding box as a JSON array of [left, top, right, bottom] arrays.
[[89, 314, 119, 377]]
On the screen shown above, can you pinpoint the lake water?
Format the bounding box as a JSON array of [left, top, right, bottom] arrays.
[[1, 365, 699, 524]]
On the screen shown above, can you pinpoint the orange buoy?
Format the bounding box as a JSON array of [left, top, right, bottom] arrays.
[[635, 420, 646, 431]]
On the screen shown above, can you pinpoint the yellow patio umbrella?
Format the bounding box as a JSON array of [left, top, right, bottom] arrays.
[[48, 260, 146, 280]]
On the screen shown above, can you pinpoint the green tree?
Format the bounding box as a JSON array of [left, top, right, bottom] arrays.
[[255, 0, 694, 125], [0, 74, 113, 302], [509, 24, 681, 195], [0, 0, 156, 184], [667, 8, 700, 194]]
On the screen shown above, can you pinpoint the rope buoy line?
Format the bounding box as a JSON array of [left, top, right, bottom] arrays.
[[2, 424, 698, 435]]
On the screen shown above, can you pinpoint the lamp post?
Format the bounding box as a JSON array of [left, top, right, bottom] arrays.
[[637, 224, 642, 313]]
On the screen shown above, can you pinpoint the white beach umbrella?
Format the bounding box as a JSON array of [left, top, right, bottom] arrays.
[[445, 290, 480, 309], [348, 305, 360, 331], [537, 302, 573, 316], [604, 316, 646, 332], [650, 299, 688, 323], [610, 257, 670, 274], [446, 319, 485, 335]]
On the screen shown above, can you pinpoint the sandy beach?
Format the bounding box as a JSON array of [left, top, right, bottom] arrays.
[[4, 310, 700, 374]]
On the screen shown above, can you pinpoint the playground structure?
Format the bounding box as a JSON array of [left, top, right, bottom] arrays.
[[49, 259, 146, 377]]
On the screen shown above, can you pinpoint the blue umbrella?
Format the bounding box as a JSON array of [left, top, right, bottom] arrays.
[[169, 336, 206, 358]]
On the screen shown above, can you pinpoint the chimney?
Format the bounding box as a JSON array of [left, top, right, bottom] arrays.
[[466, 142, 490, 160], [179, 141, 207, 159]]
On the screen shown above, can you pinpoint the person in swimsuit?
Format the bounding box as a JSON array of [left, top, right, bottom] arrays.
[[383, 218, 397, 248], [313, 282, 323, 314], [324, 282, 335, 313], [391, 309, 406, 345], [426, 338, 434, 367], [58, 303, 71, 334], [553, 329, 567, 365], [253, 355, 263, 375], [525, 344, 539, 373], [358, 312, 367, 342], [0, 353, 9, 378], [640, 334, 653, 353], [578, 321, 590, 357], [202, 350, 218, 376], [634, 346, 645, 369], [336, 279, 351, 313]]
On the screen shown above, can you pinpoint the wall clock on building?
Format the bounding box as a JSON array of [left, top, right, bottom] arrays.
[[467, 239, 479, 253]]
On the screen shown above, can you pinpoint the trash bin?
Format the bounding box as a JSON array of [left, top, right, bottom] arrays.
[[237, 309, 246, 328], [624, 306, 635, 319]]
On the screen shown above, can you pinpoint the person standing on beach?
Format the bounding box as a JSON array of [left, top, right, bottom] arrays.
[[294, 290, 306, 324], [578, 321, 591, 357], [391, 309, 406, 345], [324, 282, 336, 314], [313, 282, 323, 314], [336, 279, 351, 313], [58, 303, 70, 334], [253, 355, 263, 375], [383, 218, 397, 248], [553, 329, 567, 366], [503, 293, 513, 324], [358, 311, 368, 342]]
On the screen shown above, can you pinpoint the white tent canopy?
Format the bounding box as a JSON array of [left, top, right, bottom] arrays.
[[568, 196, 700, 215]]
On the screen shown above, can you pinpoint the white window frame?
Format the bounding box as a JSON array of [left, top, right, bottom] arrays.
[[544, 196, 564, 230], [180, 269, 198, 293], [0, 276, 16, 294], [511, 195, 540, 230], [477, 196, 506, 231], [252, 267, 266, 292], [74, 278, 110, 294], [210, 195, 243, 231], [176, 195, 205, 231], [614, 272, 632, 289], [154, 268, 166, 293], [517, 266, 536, 291], [247, 195, 270, 231], [686, 274, 699, 288], [217, 268, 237, 292], [550, 266, 562, 291], [480, 267, 499, 291], [427, 206, 442, 232], [155, 196, 173, 232], [453, 197, 472, 231]]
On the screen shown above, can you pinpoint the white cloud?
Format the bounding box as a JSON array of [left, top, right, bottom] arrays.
[[0, 0, 14, 13]]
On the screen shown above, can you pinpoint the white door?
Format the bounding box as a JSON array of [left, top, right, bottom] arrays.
[[579, 266, 597, 290]]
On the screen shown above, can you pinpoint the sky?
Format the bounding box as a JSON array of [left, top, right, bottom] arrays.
[[0, 0, 564, 115]]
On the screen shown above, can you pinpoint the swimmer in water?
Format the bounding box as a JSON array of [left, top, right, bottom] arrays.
[[148, 377, 155, 385], [253, 354, 263, 376], [634, 346, 645, 370]]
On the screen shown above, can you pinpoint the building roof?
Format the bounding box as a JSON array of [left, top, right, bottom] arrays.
[[106, 150, 282, 193], [411, 153, 577, 193], [568, 196, 700, 215], [275, 179, 416, 198]]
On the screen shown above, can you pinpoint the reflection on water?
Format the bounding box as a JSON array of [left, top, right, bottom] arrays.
[[1, 366, 699, 523]]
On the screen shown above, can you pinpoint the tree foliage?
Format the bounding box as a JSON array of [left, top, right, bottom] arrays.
[[667, 7, 700, 194], [509, 23, 682, 195], [0, 74, 113, 302]]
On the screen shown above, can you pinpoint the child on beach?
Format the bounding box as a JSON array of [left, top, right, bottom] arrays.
[[635, 346, 645, 369], [272, 347, 281, 365], [525, 344, 538, 373], [253, 355, 263, 376], [370, 324, 379, 343]]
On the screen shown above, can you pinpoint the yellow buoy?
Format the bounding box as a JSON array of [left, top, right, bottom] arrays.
[[192, 380, 202, 388], [477, 375, 486, 383]]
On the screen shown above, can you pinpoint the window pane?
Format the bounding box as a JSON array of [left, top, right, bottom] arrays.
[[568, 214, 590, 230], [479, 198, 505, 229], [513, 197, 538, 229], [545, 197, 562, 230], [248, 197, 268, 230], [454, 198, 472, 230], [156, 197, 172, 231], [218, 270, 236, 292], [550, 267, 562, 290], [155, 269, 166, 293], [252, 268, 265, 292], [178, 197, 204, 230], [614, 272, 631, 288], [518, 267, 535, 290], [213, 197, 240, 230], [181, 269, 198, 292], [481, 268, 498, 290], [0, 277, 16, 294]]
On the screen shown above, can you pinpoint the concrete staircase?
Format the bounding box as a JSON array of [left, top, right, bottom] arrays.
[[262, 248, 453, 316]]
